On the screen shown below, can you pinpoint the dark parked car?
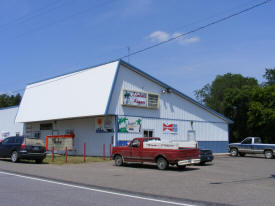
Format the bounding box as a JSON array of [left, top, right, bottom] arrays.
[[198, 149, 214, 165], [0, 136, 46, 163]]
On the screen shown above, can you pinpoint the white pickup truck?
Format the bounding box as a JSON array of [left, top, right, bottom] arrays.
[[229, 137, 275, 159]]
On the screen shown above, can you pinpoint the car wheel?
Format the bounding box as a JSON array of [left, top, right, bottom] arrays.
[[11, 151, 19, 163], [239, 152, 245, 157], [157, 157, 168, 170], [35, 159, 43, 164], [230, 148, 238, 157], [264, 150, 273, 159], [114, 155, 123, 166]]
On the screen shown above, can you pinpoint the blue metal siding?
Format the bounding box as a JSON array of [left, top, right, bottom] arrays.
[[198, 141, 228, 153]]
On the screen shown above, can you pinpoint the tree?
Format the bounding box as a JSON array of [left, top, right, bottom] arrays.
[[0, 93, 21, 108], [263, 68, 275, 86], [195, 73, 258, 114], [247, 85, 275, 143], [194, 73, 258, 142]]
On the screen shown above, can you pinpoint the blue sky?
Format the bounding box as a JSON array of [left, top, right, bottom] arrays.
[[0, 0, 274, 98]]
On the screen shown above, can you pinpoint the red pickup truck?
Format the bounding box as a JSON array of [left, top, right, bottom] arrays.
[[112, 137, 200, 170]]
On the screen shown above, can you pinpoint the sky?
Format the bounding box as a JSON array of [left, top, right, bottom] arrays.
[[0, 0, 275, 99]]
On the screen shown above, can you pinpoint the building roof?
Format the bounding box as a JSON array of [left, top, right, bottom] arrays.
[[16, 60, 233, 124], [16, 61, 119, 123]]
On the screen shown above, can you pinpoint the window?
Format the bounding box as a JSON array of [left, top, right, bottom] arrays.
[[34, 132, 41, 138], [148, 94, 159, 108], [144, 130, 153, 137], [242, 138, 252, 144], [254, 138, 262, 144], [3, 137, 15, 144], [131, 139, 140, 147], [40, 123, 53, 130]]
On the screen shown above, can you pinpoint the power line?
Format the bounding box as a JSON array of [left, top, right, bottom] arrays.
[[0, 0, 67, 32], [119, 0, 272, 60], [0, 0, 272, 96]]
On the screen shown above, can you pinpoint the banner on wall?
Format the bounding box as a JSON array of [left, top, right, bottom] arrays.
[[163, 123, 178, 134], [45, 135, 74, 151], [122, 90, 147, 107], [118, 116, 142, 133], [96, 117, 114, 133]]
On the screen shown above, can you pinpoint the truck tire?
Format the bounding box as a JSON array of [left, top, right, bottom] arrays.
[[264, 150, 273, 159], [11, 151, 19, 163], [114, 155, 123, 166], [157, 157, 168, 170], [230, 148, 238, 157]]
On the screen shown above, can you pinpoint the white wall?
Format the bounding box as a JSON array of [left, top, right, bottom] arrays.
[[0, 106, 24, 138], [27, 116, 114, 156], [117, 116, 228, 142], [108, 65, 225, 123]]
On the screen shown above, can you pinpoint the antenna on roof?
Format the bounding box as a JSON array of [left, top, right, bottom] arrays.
[[127, 46, 130, 63]]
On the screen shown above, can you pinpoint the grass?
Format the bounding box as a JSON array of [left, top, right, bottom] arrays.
[[42, 155, 111, 165]]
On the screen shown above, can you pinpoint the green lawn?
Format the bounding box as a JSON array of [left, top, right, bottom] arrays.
[[42, 155, 111, 165]]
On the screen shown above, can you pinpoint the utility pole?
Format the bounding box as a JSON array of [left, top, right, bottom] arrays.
[[127, 46, 130, 63]]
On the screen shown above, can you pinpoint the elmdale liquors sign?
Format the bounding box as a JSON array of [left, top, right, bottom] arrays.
[[122, 90, 147, 107]]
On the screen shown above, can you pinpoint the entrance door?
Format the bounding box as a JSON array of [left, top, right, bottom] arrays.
[[187, 130, 196, 141]]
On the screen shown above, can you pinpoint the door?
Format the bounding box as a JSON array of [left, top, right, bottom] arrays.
[[130, 139, 142, 162], [239, 138, 252, 153], [0, 137, 16, 157]]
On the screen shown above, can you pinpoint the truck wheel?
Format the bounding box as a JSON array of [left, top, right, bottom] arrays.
[[157, 157, 168, 170], [114, 155, 123, 166], [230, 148, 238, 157], [11, 151, 19, 163], [264, 150, 273, 159]]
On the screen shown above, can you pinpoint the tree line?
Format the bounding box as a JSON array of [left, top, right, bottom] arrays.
[[0, 94, 21, 108], [195, 68, 275, 143]]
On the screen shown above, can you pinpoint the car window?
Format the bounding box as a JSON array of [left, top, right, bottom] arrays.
[[15, 137, 23, 144], [242, 138, 252, 144], [131, 139, 140, 147], [3, 137, 15, 144], [254, 138, 262, 144]]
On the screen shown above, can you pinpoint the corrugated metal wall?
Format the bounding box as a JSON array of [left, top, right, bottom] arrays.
[[117, 115, 228, 142], [109, 65, 229, 153], [0, 106, 24, 138], [108, 65, 225, 122], [27, 117, 114, 156]]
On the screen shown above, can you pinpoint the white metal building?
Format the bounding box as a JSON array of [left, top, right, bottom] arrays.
[[16, 60, 233, 155], [0, 106, 24, 140]]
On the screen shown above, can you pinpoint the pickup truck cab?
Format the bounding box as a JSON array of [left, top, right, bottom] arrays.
[[229, 137, 275, 159], [112, 137, 200, 170]]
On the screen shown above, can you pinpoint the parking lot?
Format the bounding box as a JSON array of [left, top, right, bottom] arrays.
[[0, 155, 274, 206]]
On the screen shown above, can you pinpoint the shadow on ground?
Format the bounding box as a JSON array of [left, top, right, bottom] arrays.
[[121, 162, 200, 172]]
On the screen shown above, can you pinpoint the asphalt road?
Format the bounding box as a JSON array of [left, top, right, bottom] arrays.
[[0, 155, 275, 206], [0, 171, 197, 206]]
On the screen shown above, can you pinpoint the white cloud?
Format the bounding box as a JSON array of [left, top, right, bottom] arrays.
[[149, 30, 200, 45], [149, 31, 170, 42]]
